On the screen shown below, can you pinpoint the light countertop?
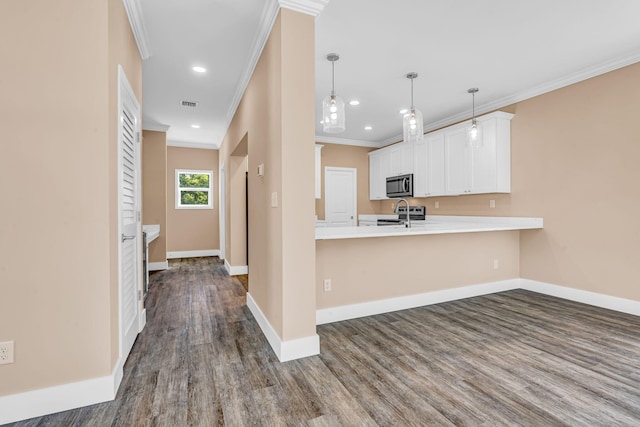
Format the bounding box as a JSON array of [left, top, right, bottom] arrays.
[[316, 215, 543, 240], [142, 224, 160, 243]]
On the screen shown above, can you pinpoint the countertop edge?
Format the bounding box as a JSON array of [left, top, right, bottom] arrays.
[[315, 217, 543, 240]]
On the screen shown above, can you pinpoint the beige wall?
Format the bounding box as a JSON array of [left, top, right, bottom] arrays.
[[512, 63, 640, 300], [166, 147, 219, 253], [0, 0, 141, 396], [228, 153, 248, 267], [315, 144, 382, 220], [317, 232, 520, 308], [219, 9, 317, 341], [142, 131, 168, 263]]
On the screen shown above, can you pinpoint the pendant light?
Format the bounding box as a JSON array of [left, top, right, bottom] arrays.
[[322, 53, 345, 133], [467, 88, 483, 147], [402, 72, 424, 143]]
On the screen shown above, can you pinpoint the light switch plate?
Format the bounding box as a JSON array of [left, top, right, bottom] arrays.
[[271, 192, 278, 208]]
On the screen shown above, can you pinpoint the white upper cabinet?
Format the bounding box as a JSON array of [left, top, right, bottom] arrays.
[[389, 142, 414, 176], [369, 142, 414, 200], [444, 126, 471, 195], [414, 133, 445, 197], [369, 111, 513, 200], [368, 149, 388, 200], [444, 112, 513, 195]]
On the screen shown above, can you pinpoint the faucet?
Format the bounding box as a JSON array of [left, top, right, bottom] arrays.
[[395, 198, 411, 228]]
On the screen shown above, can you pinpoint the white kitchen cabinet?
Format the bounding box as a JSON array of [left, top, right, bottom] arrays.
[[369, 111, 512, 199], [315, 144, 323, 199], [444, 112, 513, 195], [414, 133, 445, 197], [389, 142, 414, 176], [369, 142, 414, 200], [368, 150, 389, 200]]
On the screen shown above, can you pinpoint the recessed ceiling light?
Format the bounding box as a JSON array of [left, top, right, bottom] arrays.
[[399, 108, 409, 115], [191, 124, 201, 128], [192, 66, 207, 73], [349, 100, 360, 106], [320, 120, 324, 124], [364, 126, 373, 130]]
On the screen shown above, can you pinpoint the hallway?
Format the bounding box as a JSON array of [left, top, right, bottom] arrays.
[[7, 257, 640, 426]]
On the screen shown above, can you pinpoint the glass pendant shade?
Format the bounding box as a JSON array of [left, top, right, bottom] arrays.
[[467, 119, 483, 148], [403, 108, 424, 143], [322, 93, 345, 133], [322, 53, 345, 133], [467, 87, 483, 147], [402, 73, 424, 143]]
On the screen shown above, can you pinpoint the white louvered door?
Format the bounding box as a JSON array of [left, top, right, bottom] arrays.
[[118, 66, 141, 360]]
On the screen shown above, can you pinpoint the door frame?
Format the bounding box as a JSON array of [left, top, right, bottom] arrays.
[[117, 65, 143, 362], [324, 166, 358, 226], [220, 162, 226, 260]]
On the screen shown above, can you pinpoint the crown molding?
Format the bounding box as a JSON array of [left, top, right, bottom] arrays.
[[217, 0, 330, 148], [278, 0, 329, 16], [378, 51, 640, 148], [315, 135, 382, 148], [142, 116, 170, 132], [219, 0, 280, 148], [167, 140, 217, 150], [122, 0, 152, 60]]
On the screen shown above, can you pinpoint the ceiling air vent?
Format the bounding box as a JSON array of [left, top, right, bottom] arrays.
[[180, 100, 199, 108]]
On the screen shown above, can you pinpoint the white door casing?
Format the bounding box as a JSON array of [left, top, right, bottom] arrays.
[[118, 65, 142, 360], [325, 166, 357, 226], [220, 163, 226, 260]]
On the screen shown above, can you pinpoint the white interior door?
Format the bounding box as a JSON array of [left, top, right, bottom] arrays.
[[325, 167, 357, 226], [118, 66, 141, 359]]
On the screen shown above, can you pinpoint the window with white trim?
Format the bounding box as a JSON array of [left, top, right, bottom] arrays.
[[175, 169, 213, 209]]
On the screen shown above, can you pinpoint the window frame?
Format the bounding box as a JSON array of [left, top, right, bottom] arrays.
[[175, 169, 214, 210]]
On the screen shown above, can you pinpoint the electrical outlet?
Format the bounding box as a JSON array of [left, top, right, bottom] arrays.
[[0, 341, 14, 365], [489, 199, 496, 208], [435, 201, 439, 209], [493, 259, 499, 270], [271, 192, 278, 208], [323, 279, 332, 292]]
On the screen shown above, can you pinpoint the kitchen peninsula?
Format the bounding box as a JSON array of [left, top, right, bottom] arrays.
[[315, 215, 543, 324]]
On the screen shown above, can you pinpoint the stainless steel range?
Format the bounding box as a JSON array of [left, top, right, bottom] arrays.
[[377, 206, 426, 226]]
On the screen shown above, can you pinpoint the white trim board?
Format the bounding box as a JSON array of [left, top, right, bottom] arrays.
[[0, 361, 123, 425], [520, 279, 640, 317], [224, 259, 248, 276], [317, 279, 520, 325], [317, 278, 640, 325], [148, 261, 168, 271], [122, 0, 151, 60], [166, 250, 220, 259], [246, 292, 320, 362]]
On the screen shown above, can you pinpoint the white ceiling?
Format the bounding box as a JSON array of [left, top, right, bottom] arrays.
[[139, 0, 640, 149]]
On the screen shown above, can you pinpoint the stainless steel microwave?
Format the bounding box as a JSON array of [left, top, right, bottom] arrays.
[[386, 174, 413, 198]]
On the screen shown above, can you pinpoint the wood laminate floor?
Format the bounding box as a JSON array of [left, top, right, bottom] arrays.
[[6, 257, 640, 426]]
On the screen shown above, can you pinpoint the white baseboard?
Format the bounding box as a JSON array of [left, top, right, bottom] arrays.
[[224, 259, 248, 276], [0, 364, 122, 425], [317, 278, 640, 325], [166, 249, 220, 259], [246, 292, 320, 362], [148, 261, 168, 271], [519, 279, 640, 317], [316, 279, 520, 325]]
